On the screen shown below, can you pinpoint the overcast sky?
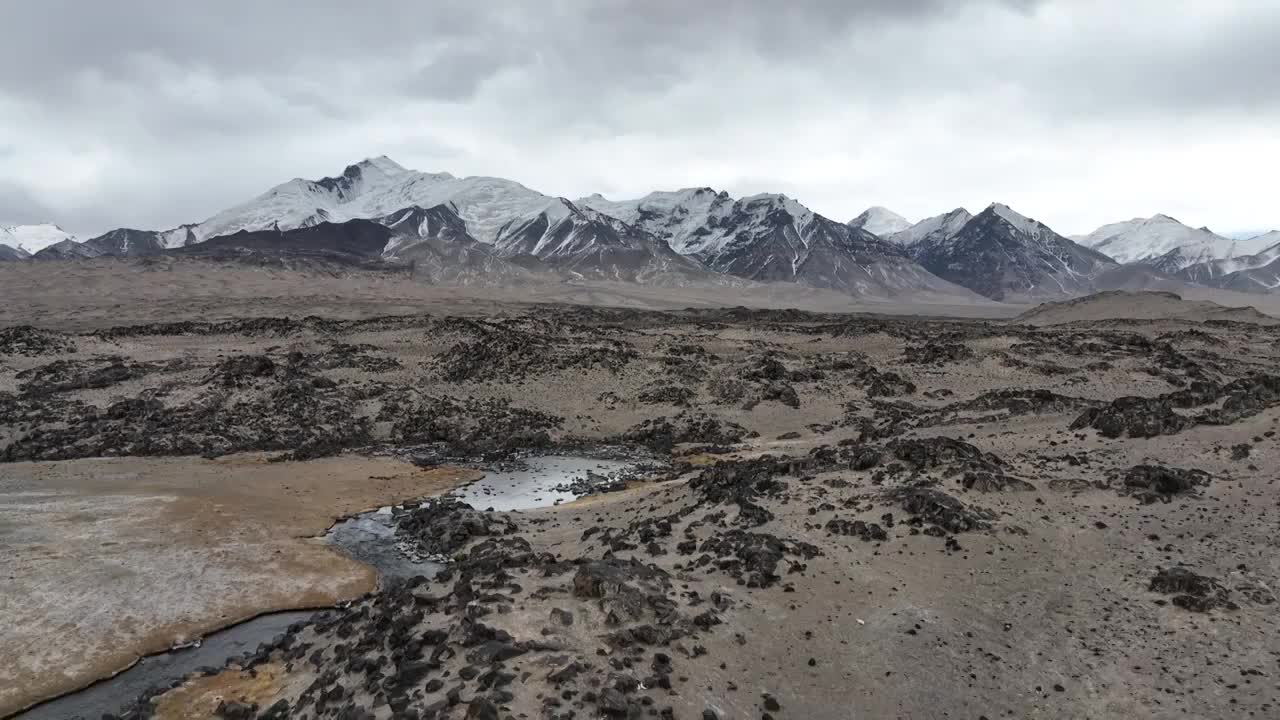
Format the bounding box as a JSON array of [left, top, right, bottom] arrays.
[[2, 0, 1277, 238]]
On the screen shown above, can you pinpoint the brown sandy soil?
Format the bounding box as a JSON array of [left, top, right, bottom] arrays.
[[4, 280, 1280, 718], [0, 258, 1019, 332], [149, 662, 314, 720], [1013, 290, 1280, 326], [146, 402, 1280, 718], [0, 455, 478, 715], [452, 417, 1280, 719]]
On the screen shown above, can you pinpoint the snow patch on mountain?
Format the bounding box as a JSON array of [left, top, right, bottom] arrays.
[[580, 188, 828, 260], [989, 203, 1043, 238], [193, 156, 565, 245], [847, 206, 912, 238], [0, 223, 77, 253], [887, 208, 972, 247], [579, 188, 736, 255], [1074, 214, 1274, 269], [912, 203, 1116, 301], [1178, 233, 1280, 282]]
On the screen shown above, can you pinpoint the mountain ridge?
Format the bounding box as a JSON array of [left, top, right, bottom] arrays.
[[912, 203, 1118, 301], [1074, 214, 1273, 269], [0, 223, 77, 254], [8, 155, 1277, 299]]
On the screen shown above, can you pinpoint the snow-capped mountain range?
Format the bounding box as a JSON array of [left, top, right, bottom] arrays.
[[4, 155, 1278, 299], [578, 189, 966, 297]]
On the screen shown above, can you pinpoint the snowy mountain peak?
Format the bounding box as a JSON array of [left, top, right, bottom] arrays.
[[189, 159, 564, 245], [986, 203, 1042, 234], [740, 192, 809, 216], [886, 208, 972, 247], [0, 223, 78, 253], [357, 155, 409, 175], [912, 204, 1115, 301], [1075, 214, 1271, 269], [578, 186, 736, 255], [848, 206, 912, 238]]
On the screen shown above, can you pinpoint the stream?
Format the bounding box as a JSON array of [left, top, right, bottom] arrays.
[[13, 454, 647, 720]]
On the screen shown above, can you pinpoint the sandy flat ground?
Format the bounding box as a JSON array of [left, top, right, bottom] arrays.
[[0, 454, 478, 715], [0, 258, 1021, 331]]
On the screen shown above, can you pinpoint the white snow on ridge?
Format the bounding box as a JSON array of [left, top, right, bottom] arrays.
[[579, 188, 828, 257], [888, 208, 971, 247], [1195, 234, 1280, 277], [191, 156, 565, 245], [1243, 230, 1280, 248], [579, 187, 735, 255], [988, 203, 1044, 237], [0, 223, 77, 253], [848, 206, 912, 238], [1074, 214, 1273, 269]]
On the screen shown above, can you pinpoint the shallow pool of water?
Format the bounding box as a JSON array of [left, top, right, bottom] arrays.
[[450, 455, 640, 511]]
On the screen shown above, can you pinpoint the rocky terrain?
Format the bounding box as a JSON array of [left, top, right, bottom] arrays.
[[2, 288, 1279, 719]]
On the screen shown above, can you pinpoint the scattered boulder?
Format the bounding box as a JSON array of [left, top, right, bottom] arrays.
[[1070, 397, 1189, 439], [0, 325, 76, 356], [903, 343, 973, 365], [1118, 464, 1210, 503], [396, 499, 518, 558], [1149, 567, 1237, 612], [621, 412, 749, 452], [888, 486, 996, 534]]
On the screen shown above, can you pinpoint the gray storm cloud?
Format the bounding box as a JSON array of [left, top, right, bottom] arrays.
[[0, 0, 1276, 237]]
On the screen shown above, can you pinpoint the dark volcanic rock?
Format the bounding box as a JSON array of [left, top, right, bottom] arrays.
[[932, 389, 1096, 424], [17, 357, 184, 395], [206, 354, 278, 387], [0, 325, 77, 356], [688, 455, 805, 526], [396, 499, 519, 557], [1072, 375, 1280, 438], [2, 363, 375, 462], [825, 518, 888, 541], [621, 412, 749, 452], [1070, 397, 1190, 439], [1149, 567, 1237, 612], [889, 486, 996, 533], [382, 391, 563, 458], [1118, 464, 1210, 503], [637, 383, 697, 406], [903, 343, 973, 365], [888, 437, 1033, 492], [573, 558, 675, 625], [435, 324, 636, 382], [696, 529, 820, 588]]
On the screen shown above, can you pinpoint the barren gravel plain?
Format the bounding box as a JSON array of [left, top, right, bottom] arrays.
[[2, 262, 1279, 720]]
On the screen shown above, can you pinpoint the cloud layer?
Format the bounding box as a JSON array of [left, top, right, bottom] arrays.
[[2, 0, 1277, 237]]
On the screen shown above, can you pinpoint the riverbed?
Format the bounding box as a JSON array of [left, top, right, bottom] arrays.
[[11, 453, 651, 719]]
